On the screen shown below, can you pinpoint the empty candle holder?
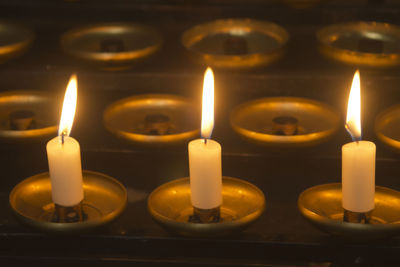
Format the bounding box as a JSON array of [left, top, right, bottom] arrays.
[[60, 22, 163, 71], [0, 22, 34, 63], [0, 91, 57, 141], [230, 97, 340, 147], [375, 104, 400, 152], [103, 94, 199, 146], [181, 18, 289, 69], [317, 21, 400, 67], [9, 170, 127, 233], [147, 177, 265, 237], [298, 183, 400, 240]]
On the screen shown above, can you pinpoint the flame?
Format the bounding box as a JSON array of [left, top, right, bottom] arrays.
[[345, 70, 361, 141], [58, 74, 78, 136], [201, 67, 214, 139]]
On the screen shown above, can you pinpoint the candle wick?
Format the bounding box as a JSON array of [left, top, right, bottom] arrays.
[[345, 123, 361, 142], [61, 131, 66, 145]]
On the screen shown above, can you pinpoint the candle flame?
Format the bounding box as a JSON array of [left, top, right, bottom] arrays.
[[201, 67, 214, 139], [58, 74, 77, 136], [345, 70, 361, 141]]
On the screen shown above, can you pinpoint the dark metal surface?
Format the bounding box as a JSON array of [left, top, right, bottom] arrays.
[[1, 1, 400, 266]]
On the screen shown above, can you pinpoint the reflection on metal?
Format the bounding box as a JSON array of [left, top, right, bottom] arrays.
[[148, 177, 265, 237], [317, 21, 400, 67], [61, 23, 163, 70], [0, 22, 34, 63], [375, 104, 400, 151], [9, 170, 127, 233], [182, 19, 289, 69], [298, 183, 400, 240], [0, 91, 57, 141], [103, 94, 199, 146], [230, 97, 340, 147]]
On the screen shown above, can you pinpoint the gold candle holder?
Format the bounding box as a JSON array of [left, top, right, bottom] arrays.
[[230, 97, 339, 147], [298, 183, 400, 240], [181, 18, 288, 69], [9, 170, 127, 233], [148, 176, 265, 237], [103, 94, 199, 146], [317, 21, 400, 67], [0, 91, 57, 142], [60, 23, 163, 71], [0, 22, 34, 63]]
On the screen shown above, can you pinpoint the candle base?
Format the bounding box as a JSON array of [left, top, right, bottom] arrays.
[[52, 202, 86, 223], [189, 206, 221, 223], [343, 209, 372, 224]]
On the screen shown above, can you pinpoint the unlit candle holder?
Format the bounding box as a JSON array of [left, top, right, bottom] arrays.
[[147, 176, 265, 237], [298, 183, 400, 240], [9, 170, 127, 233]]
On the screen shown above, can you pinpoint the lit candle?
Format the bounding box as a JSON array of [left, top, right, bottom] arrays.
[[188, 68, 222, 210], [342, 70, 376, 213], [46, 75, 84, 207]]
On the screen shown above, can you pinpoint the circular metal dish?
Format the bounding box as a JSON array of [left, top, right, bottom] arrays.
[[230, 97, 340, 147], [0, 22, 34, 63], [375, 104, 400, 151], [0, 91, 58, 141], [182, 18, 289, 69], [104, 94, 200, 146], [10, 170, 127, 233], [317, 21, 400, 67], [298, 183, 400, 240], [61, 23, 163, 70], [148, 177, 265, 237]]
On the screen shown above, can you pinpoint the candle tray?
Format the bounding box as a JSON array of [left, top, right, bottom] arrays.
[[0, 22, 34, 63], [298, 183, 400, 240], [182, 18, 288, 69], [0, 91, 58, 141], [103, 94, 199, 146], [230, 97, 340, 147], [9, 170, 127, 233], [317, 21, 400, 67], [147, 176, 265, 237], [375, 104, 400, 152], [60, 22, 163, 70]]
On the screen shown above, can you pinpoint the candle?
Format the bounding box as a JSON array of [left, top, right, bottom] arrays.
[[342, 70, 376, 213], [188, 68, 222, 210], [46, 75, 84, 207]]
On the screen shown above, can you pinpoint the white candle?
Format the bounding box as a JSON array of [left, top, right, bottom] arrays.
[[188, 68, 222, 209], [342, 70, 376, 212], [46, 75, 84, 207]]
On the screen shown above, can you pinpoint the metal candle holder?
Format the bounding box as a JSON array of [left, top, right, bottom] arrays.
[[298, 183, 400, 240], [9, 170, 127, 233], [147, 177, 265, 237]]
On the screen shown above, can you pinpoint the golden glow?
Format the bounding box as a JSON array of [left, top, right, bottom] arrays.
[[58, 74, 78, 136], [201, 67, 214, 139], [345, 70, 361, 140]]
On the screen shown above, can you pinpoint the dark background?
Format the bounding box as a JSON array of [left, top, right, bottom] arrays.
[[1, 0, 400, 266]]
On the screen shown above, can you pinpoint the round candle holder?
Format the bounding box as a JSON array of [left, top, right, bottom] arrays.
[[9, 170, 127, 233], [375, 104, 400, 152], [230, 97, 340, 147], [103, 94, 200, 146], [317, 21, 400, 67], [60, 22, 163, 70], [298, 183, 400, 240], [0, 91, 58, 142], [0, 22, 34, 63], [147, 177, 265, 237], [182, 18, 289, 69]]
